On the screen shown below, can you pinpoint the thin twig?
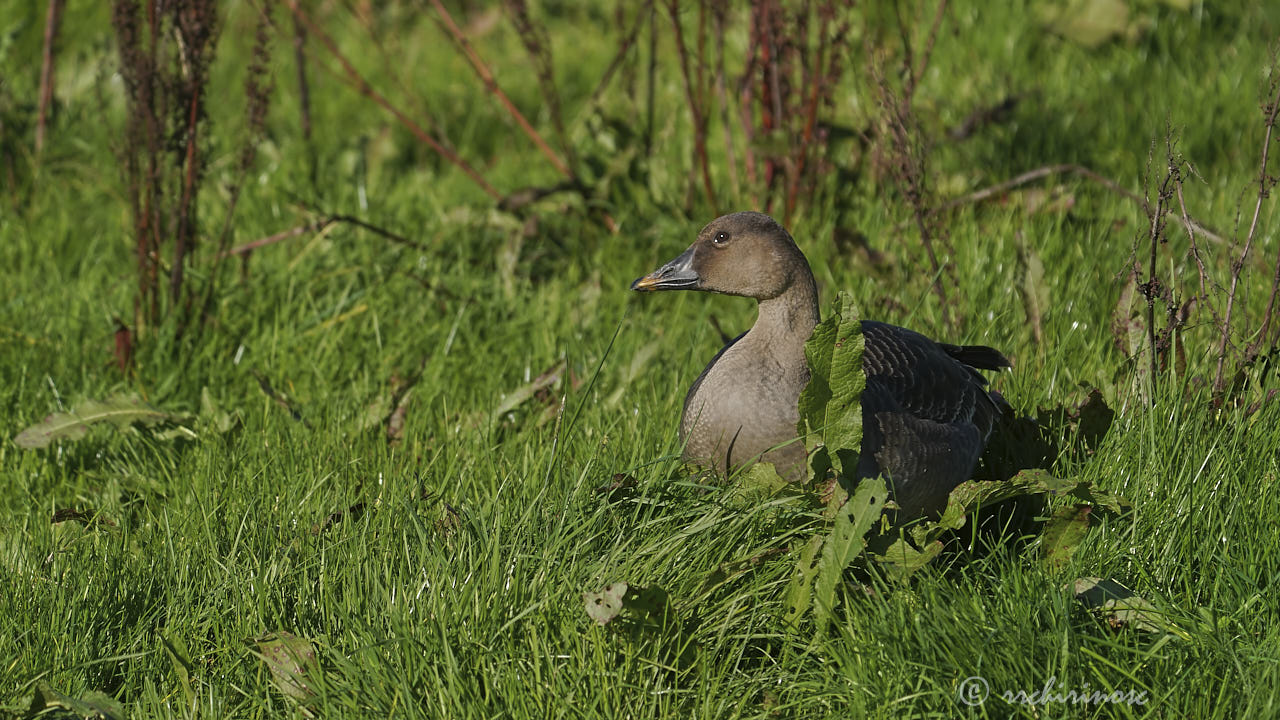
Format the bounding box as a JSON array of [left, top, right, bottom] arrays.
[[503, 0, 575, 171], [224, 214, 425, 258], [1220, 78, 1280, 389], [291, 10, 311, 141], [285, 0, 501, 200], [905, 0, 947, 103], [1173, 165, 1213, 312], [930, 163, 1228, 245], [785, 5, 831, 220], [171, 90, 201, 305], [587, 0, 653, 106], [644, 1, 657, 159], [666, 0, 717, 213], [736, 8, 761, 197], [710, 1, 739, 201], [35, 0, 65, 156], [427, 0, 571, 178]]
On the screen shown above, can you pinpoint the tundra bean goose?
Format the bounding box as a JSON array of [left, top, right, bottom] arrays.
[[631, 211, 1009, 517]]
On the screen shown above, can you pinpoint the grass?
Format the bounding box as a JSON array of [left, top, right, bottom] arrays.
[[2, 1, 1280, 717]]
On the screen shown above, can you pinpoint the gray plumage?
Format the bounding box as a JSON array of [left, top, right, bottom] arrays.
[[632, 211, 1009, 517]]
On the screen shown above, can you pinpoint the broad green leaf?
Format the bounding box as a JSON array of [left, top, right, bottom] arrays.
[[1042, 504, 1092, 568], [813, 476, 887, 630], [200, 386, 238, 434], [782, 534, 825, 627], [584, 582, 679, 629], [722, 462, 792, 509], [161, 633, 196, 707], [871, 536, 945, 582], [798, 291, 865, 481], [873, 470, 1129, 581], [14, 393, 185, 449], [622, 585, 679, 628]]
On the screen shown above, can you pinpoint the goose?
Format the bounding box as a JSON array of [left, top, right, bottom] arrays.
[[631, 211, 1009, 517]]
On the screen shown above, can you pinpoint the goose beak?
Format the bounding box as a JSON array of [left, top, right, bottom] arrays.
[[631, 247, 700, 292]]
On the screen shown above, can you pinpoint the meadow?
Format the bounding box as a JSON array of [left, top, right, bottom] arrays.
[[2, 1, 1280, 717]]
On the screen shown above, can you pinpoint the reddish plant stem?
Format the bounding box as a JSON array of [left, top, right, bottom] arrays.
[[736, 10, 761, 199], [710, 2, 740, 201], [1174, 175, 1213, 310], [666, 0, 717, 213], [142, 0, 162, 328], [427, 0, 571, 179], [786, 6, 830, 220], [285, 1, 501, 200]]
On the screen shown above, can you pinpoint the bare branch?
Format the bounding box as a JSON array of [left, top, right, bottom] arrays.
[[284, 0, 502, 201], [1220, 76, 1280, 389], [427, 0, 572, 179], [665, 0, 717, 213], [931, 163, 1227, 245]]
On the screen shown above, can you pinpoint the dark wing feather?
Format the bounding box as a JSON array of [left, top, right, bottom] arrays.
[[860, 321, 995, 424], [857, 321, 1006, 515]]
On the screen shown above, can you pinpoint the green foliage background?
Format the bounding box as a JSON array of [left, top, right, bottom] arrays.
[[1, 1, 1279, 717]]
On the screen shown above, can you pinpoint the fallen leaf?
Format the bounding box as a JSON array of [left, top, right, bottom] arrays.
[[14, 393, 187, 449], [26, 682, 125, 720], [255, 631, 318, 702], [584, 582, 630, 626]]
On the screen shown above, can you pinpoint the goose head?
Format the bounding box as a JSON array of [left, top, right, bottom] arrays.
[[631, 211, 811, 301]]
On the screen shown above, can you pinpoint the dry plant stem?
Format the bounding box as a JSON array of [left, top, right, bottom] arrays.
[[736, 13, 761, 196], [1220, 79, 1280, 386], [504, 0, 574, 171], [666, 0, 717, 214], [285, 1, 501, 200], [225, 215, 425, 258], [427, 0, 571, 179], [905, 0, 948, 103], [1250, 80, 1280, 355], [171, 91, 201, 305], [292, 11, 311, 140], [764, 2, 785, 194], [1145, 171, 1174, 394], [587, 0, 653, 107], [931, 163, 1227, 245], [645, 2, 657, 159], [711, 2, 740, 200], [35, 0, 65, 155], [1173, 175, 1213, 311], [785, 8, 831, 220], [872, 55, 951, 326]]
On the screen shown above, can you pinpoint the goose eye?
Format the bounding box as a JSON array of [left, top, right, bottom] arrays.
[[712, 231, 730, 245]]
